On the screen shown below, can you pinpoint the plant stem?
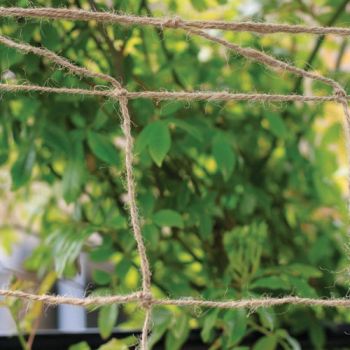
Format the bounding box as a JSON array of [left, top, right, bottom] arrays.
[[9, 308, 29, 350], [294, 0, 350, 92]]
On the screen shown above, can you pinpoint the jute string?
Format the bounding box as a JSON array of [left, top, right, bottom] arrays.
[[1, 7, 350, 36], [1, 8, 350, 349], [2, 289, 350, 308], [1, 82, 350, 102]]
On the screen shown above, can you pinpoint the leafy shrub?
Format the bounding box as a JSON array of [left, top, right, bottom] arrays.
[[0, 0, 349, 349]]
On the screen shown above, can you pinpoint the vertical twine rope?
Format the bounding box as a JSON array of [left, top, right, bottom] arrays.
[[115, 90, 152, 293], [115, 89, 153, 348]]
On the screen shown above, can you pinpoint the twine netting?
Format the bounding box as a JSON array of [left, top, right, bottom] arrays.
[[1, 6, 350, 349]]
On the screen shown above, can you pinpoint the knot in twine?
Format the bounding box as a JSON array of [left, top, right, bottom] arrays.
[[334, 86, 347, 100], [112, 87, 128, 99], [163, 16, 182, 28], [138, 291, 154, 309]]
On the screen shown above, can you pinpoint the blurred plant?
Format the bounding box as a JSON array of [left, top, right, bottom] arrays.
[[0, 0, 349, 349]]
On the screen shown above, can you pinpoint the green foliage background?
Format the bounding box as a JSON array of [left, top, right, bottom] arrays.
[[1, 0, 350, 349]]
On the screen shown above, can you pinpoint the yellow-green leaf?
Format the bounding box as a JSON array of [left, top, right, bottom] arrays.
[[153, 209, 184, 228], [253, 335, 278, 350], [11, 144, 36, 190], [135, 121, 171, 166], [87, 131, 119, 166], [98, 304, 118, 340], [148, 121, 171, 167], [265, 113, 288, 139], [212, 136, 236, 181]]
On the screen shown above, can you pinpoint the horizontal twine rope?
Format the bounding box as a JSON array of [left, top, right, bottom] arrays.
[[1, 7, 350, 36], [2, 289, 350, 309], [1, 82, 350, 102], [1, 8, 350, 349]]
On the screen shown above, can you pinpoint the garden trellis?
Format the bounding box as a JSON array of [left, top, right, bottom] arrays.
[[1, 6, 350, 349]]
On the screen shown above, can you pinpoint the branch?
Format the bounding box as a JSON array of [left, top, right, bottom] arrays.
[[87, 0, 125, 80], [140, 0, 186, 89], [294, 0, 350, 92], [335, 38, 348, 71]]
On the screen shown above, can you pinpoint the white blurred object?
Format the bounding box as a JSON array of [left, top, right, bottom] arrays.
[[1, 70, 16, 80], [238, 0, 261, 16], [0, 233, 38, 335], [57, 254, 87, 332]]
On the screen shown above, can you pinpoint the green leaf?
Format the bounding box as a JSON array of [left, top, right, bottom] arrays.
[[41, 23, 61, 50], [69, 341, 91, 350], [62, 138, 85, 203], [143, 223, 160, 246], [11, 144, 36, 190], [98, 304, 118, 340], [224, 309, 247, 345], [139, 192, 156, 216], [258, 308, 275, 331], [135, 121, 171, 166], [168, 118, 203, 142], [148, 121, 171, 166], [135, 123, 153, 153], [115, 257, 132, 278], [309, 322, 325, 350], [63, 158, 84, 203], [97, 338, 133, 350], [0, 121, 9, 165], [172, 313, 189, 339], [284, 336, 301, 350], [0, 46, 22, 69], [251, 276, 290, 290], [286, 276, 317, 297], [212, 136, 236, 181], [87, 131, 119, 166], [322, 122, 342, 145], [160, 101, 183, 116], [253, 335, 278, 350], [43, 125, 70, 154], [285, 263, 322, 278], [92, 270, 112, 285], [90, 246, 114, 263], [276, 329, 301, 350], [46, 227, 90, 277], [198, 214, 213, 240], [153, 209, 184, 228], [13, 97, 40, 122], [239, 193, 257, 216], [201, 309, 220, 342], [166, 313, 190, 350], [148, 309, 172, 348], [265, 113, 288, 139], [191, 0, 208, 11]]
